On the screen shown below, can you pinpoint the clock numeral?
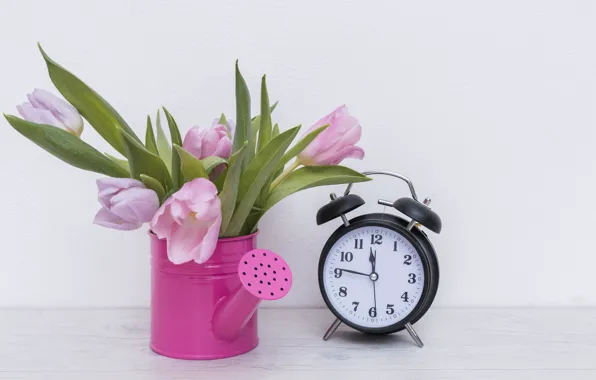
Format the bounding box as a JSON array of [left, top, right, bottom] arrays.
[[334, 268, 342, 278], [339, 287, 347, 297], [340, 251, 353, 262], [386, 304, 395, 315], [401, 292, 409, 302], [370, 234, 383, 245], [368, 307, 377, 318], [393, 241, 398, 251], [403, 254, 412, 265], [408, 273, 417, 284], [354, 239, 363, 249], [352, 301, 360, 311]]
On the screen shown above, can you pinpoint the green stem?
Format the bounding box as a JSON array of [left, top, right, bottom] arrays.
[[270, 160, 301, 190]]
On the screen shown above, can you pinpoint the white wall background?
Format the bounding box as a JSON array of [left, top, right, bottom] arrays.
[[0, 0, 594, 308]]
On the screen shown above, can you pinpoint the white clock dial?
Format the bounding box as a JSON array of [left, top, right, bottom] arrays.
[[322, 226, 425, 329]]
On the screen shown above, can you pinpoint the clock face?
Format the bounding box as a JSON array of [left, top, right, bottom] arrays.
[[321, 225, 425, 330]]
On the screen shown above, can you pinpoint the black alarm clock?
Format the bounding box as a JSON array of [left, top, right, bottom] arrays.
[[316, 171, 442, 347]]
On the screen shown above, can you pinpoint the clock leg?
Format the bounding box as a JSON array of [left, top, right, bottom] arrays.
[[405, 322, 424, 348], [322, 318, 342, 341]]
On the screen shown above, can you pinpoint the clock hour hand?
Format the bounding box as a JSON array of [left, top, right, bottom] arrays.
[[338, 268, 369, 276], [369, 247, 376, 274]]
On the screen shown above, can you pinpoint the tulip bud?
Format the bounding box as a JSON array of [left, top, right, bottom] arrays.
[[17, 89, 84, 136], [182, 124, 232, 160], [298, 105, 364, 166], [94, 178, 160, 231]]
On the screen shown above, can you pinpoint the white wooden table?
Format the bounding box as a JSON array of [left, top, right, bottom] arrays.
[[0, 308, 594, 379]]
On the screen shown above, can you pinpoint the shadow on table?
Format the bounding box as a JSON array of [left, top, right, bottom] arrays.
[[329, 330, 416, 348]]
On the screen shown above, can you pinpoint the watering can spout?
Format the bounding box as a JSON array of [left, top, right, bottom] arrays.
[[213, 249, 293, 341]]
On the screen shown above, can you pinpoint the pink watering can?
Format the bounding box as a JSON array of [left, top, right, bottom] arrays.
[[150, 232, 293, 360]]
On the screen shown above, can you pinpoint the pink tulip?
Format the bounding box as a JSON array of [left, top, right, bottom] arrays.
[[151, 178, 222, 264], [298, 105, 365, 166], [17, 89, 84, 136], [182, 123, 232, 160], [213, 117, 235, 137], [93, 178, 160, 231]]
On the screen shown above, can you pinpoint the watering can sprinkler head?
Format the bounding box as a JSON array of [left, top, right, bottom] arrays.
[[238, 249, 293, 300]]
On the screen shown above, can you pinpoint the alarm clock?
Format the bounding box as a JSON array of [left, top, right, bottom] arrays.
[[316, 171, 442, 347]]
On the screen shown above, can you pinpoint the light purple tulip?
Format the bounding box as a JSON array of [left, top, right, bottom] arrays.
[[298, 105, 365, 166], [93, 178, 160, 231], [17, 89, 84, 136], [182, 123, 232, 160], [151, 178, 222, 264]]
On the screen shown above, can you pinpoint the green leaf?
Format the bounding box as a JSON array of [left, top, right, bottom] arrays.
[[155, 110, 172, 174], [162, 188, 177, 202], [233, 61, 252, 171], [218, 113, 228, 126], [263, 166, 371, 211], [277, 124, 329, 171], [201, 156, 227, 174], [213, 167, 228, 191], [38, 44, 140, 156], [145, 115, 158, 155], [218, 113, 232, 138], [255, 121, 282, 208], [5, 114, 129, 178], [173, 144, 208, 181], [251, 115, 261, 153], [270, 100, 279, 113], [224, 126, 301, 237], [251, 103, 279, 156], [218, 144, 246, 235], [140, 174, 166, 201], [257, 75, 272, 152], [120, 129, 173, 190], [105, 152, 130, 172], [162, 107, 183, 188], [239, 209, 262, 236], [272, 123, 280, 138], [260, 123, 283, 204]]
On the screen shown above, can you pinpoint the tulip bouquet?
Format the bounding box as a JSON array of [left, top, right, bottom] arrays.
[[4, 45, 371, 264]]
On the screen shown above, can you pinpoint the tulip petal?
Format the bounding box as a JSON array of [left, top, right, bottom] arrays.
[[97, 177, 145, 208], [17, 103, 63, 128], [109, 188, 159, 223], [194, 214, 222, 264], [170, 199, 192, 225], [27, 89, 84, 135], [93, 207, 142, 230], [329, 146, 365, 165], [315, 125, 362, 164], [166, 217, 207, 264], [182, 126, 204, 159], [28, 89, 77, 119], [151, 198, 175, 239], [306, 105, 346, 133]]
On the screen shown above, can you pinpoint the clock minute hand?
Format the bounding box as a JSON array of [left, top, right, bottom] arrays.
[[338, 268, 369, 276], [369, 248, 377, 312]]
